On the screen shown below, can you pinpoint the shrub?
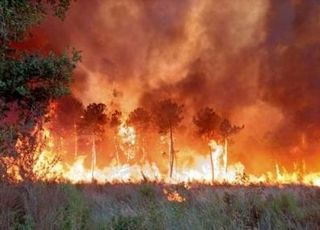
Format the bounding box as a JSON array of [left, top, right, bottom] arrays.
[[61, 184, 90, 229], [138, 184, 156, 201], [110, 215, 144, 230]]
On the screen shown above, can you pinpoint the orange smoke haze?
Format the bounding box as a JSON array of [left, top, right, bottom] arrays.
[[18, 0, 320, 175]]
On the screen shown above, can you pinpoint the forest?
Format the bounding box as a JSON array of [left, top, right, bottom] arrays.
[[0, 0, 320, 229]]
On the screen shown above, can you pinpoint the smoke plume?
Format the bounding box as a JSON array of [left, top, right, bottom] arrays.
[[24, 0, 320, 172]]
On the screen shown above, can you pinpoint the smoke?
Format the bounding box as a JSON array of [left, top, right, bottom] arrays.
[[24, 0, 320, 171], [259, 0, 320, 160]]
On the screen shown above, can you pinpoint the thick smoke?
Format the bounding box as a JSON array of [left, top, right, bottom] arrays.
[[26, 0, 320, 172], [259, 0, 320, 165]]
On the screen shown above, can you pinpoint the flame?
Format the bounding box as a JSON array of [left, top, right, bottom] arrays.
[[118, 122, 136, 161], [118, 122, 136, 145], [31, 129, 64, 181], [2, 127, 320, 187], [163, 188, 186, 203], [64, 158, 161, 183]]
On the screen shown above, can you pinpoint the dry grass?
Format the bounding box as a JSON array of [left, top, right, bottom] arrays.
[[0, 182, 319, 229]]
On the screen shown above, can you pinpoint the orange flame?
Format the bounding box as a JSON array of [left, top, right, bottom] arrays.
[[2, 127, 320, 187], [163, 188, 186, 203]]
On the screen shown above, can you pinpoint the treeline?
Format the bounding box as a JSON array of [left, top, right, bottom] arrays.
[[52, 95, 244, 181], [0, 1, 243, 182]]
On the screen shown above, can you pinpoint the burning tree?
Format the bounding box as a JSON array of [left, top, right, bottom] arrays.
[[127, 107, 151, 162], [193, 107, 244, 182], [0, 1, 79, 181], [193, 107, 222, 182], [51, 96, 84, 158], [77, 103, 107, 181], [109, 110, 122, 164], [218, 119, 244, 174], [152, 99, 184, 178]]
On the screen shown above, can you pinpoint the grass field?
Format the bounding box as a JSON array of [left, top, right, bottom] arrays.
[[0, 182, 319, 229]]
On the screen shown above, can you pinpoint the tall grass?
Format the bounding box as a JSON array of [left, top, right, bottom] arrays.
[[0, 183, 319, 229], [0, 182, 89, 229], [81, 183, 320, 229]]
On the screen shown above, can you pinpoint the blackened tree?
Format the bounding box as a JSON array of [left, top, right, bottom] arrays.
[[109, 110, 122, 164], [193, 107, 222, 182], [77, 103, 107, 181], [152, 99, 184, 178], [52, 95, 84, 157], [218, 118, 244, 174], [127, 107, 151, 162]]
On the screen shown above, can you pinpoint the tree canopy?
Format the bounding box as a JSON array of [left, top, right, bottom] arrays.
[[127, 107, 151, 131], [152, 98, 184, 178], [219, 118, 244, 139], [77, 103, 108, 138], [0, 0, 78, 119], [193, 107, 222, 141], [0, 0, 78, 180], [152, 99, 184, 134]]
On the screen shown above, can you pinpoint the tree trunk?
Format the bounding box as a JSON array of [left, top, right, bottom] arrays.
[[141, 136, 146, 163], [168, 134, 171, 178], [114, 134, 120, 166], [169, 126, 175, 178], [209, 147, 214, 183], [223, 138, 228, 174], [91, 134, 96, 181], [74, 122, 78, 158]]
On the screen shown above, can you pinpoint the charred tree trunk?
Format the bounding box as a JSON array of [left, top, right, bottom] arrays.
[[91, 134, 96, 181], [223, 138, 228, 174], [74, 122, 78, 158], [169, 125, 175, 178], [140, 136, 146, 163], [114, 133, 120, 166], [168, 134, 171, 178], [209, 147, 214, 183]]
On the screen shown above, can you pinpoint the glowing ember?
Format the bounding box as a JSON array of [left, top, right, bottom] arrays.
[[163, 189, 186, 203]]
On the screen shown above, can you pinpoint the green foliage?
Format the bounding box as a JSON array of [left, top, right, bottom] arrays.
[[61, 185, 90, 230], [138, 184, 156, 201], [16, 214, 35, 230], [0, 0, 72, 47], [110, 215, 144, 230], [1, 184, 320, 230], [0, 0, 78, 180], [269, 193, 300, 217], [0, 51, 80, 113]]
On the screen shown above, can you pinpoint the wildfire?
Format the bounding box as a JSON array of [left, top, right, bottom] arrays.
[[3, 126, 320, 187], [32, 129, 64, 180], [163, 188, 186, 203], [118, 122, 136, 161]]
